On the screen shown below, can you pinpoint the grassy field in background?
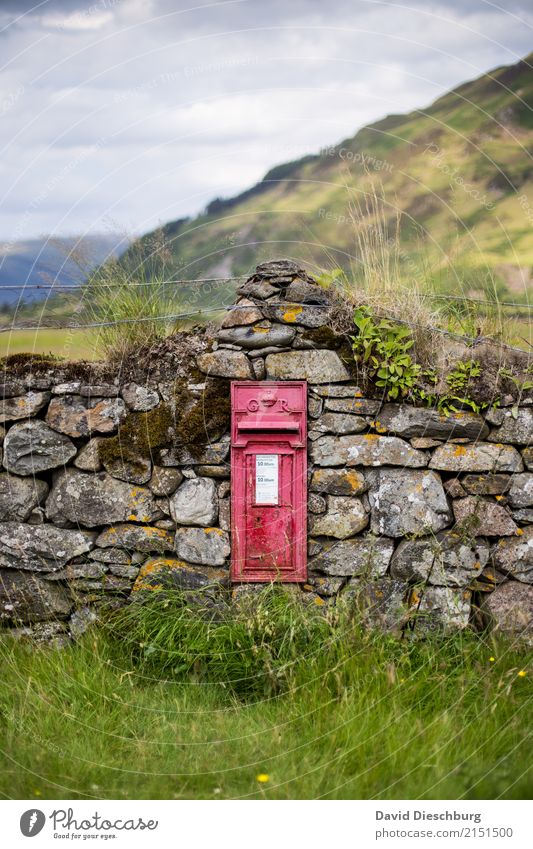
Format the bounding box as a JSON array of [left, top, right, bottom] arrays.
[[0, 593, 531, 801], [0, 328, 101, 360]]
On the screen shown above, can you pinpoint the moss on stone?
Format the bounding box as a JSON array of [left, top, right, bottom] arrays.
[[98, 403, 173, 467], [175, 377, 230, 455]]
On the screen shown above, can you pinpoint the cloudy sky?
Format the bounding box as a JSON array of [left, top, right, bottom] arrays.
[[0, 0, 532, 245]]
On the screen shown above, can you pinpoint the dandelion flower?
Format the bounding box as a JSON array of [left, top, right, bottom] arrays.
[[517, 670, 527, 678], [256, 773, 270, 783], [489, 657, 495, 662]]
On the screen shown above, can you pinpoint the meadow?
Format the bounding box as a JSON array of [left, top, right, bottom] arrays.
[[0, 590, 531, 801]]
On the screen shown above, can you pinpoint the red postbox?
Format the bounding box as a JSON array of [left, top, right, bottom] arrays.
[[231, 381, 307, 582]]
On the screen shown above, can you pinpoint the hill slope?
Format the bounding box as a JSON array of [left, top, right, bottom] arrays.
[[137, 51, 533, 301]]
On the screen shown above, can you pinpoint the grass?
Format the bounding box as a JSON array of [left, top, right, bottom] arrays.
[[0, 588, 531, 800], [0, 328, 101, 360]]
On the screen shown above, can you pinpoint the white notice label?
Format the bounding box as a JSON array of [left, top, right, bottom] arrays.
[[255, 454, 279, 504]]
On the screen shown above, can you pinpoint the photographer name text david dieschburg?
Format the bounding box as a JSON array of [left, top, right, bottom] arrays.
[[50, 808, 158, 834], [376, 810, 482, 824]]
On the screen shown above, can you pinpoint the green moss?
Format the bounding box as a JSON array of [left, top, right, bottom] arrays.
[[0, 352, 64, 369], [301, 326, 343, 349], [175, 377, 230, 455], [99, 403, 173, 467]]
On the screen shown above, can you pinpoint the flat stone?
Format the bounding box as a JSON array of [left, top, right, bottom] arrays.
[[73, 438, 103, 472], [310, 413, 367, 436], [149, 466, 183, 496], [491, 526, 533, 583], [121, 382, 159, 411], [89, 547, 131, 564], [411, 437, 443, 449], [488, 408, 533, 445], [344, 577, 409, 633], [508, 473, 533, 508], [2, 420, 77, 476], [324, 397, 380, 415], [367, 469, 452, 537], [95, 523, 174, 553], [196, 465, 229, 478], [52, 381, 82, 395], [237, 280, 278, 299], [0, 522, 95, 571], [170, 477, 218, 526], [48, 561, 106, 580], [453, 496, 518, 536], [410, 586, 471, 633], [221, 298, 263, 327], [374, 404, 489, 439], [0, 474, 48, 521], [265, 350, 350, 383], [309, 468, 367, 496], [391, 532, 489, 587], [444, 478, 467, 498], [522, 447, 533, 470], [70, 606, 99, 637], [310, 384, 363, 398], [482, 582, 533, 645], [512, 509, 533, 523], [310, 434, 427, 468], [248, 346, 291, 358], [80, 384, 119, 398], [175, 527, 230, 566], [307, 572, 346, 596], [312, 535, 394, 577], [217, 323, 296, 349], [284, 280, 329, 304], [132, 557, 227, 593], [101, 455, 152, 485], [265, 302, 330, 328], [0, 380, 25, 398], [462, 474, 511, 495], [0, 570, 71, 623], [196, 350, 253, 379], [45, 469, 160, 527], [309, 496, 368, 538], [308, 396, 323, 418], [429, 442, 523, 473], [46, 395, 127, 437], [0, 391, 50, 423]]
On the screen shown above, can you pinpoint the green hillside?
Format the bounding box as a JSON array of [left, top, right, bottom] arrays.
[[136, 51, 533, 301]]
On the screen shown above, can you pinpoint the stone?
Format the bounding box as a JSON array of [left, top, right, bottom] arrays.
[[429, 442, 523, 473], [73, 438, 103, 472], [0, 391, 50, 423], [170, 477, 218, 526], [488, 408, 533, 445], [46, 395, 127, 437], [367, 469, 452, 537], [220, 299, 263, 328], [310, 434, 427, 468], [174, 527, 230, 566], [308, 396, 323, 418], [311, 535, 394, 577], [70, 606, 99, 637], [251, 358, 266, 380], [0, 570, 71, 623], [95, 523, 174, 553], [149, 466, 183, 496], [310, 413, 367, 436], [80, 384, 119, 398], [121, 382, 159, 411], [443, 478, 467, 499], [309, 496, 368, 539], [482, 582, 533, 645], [374, 404, 489, 439], [196, 465, 229, 478], [0, 523, 94, 571], [284, 280, 329, 304], [391, 532, 489, 587], [508, 473, 533, 508], [248, 346, 291, 358], [196, 350, 253, 379], [160, 439, 229, 466], [453, 497, 518, 536], [462, 474, 511, 495], [265, 350, 350, 383], [265, 302, 330, 328], [308, 493, 326, 514], [512, 509, 533, 523], [89, 547, 131, 564], [522, 447, 533, 470], [109, 564, 139, 578], [45, 469, 160, 527], [491, 526, 533, 583], [307, 572, 346, 596], [133, 557, 227, 593], [101, 454, 152, 485], [218, 499, 230, 531], [310, 384, 363, 398], [237, 280, 278, 299], [2, 420, 77, 476], [309, 468, 367, 496], [52, 381, 82, 395], [0, 380, 25, 397], [410, 586, 471, 633], [324, 397, 380, 415], [345, 577, 409, 633], [0, 474, 48, 521], [218, 323, 296, 349], [48, 561, 106, 580]]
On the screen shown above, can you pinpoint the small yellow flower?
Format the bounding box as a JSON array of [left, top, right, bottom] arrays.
[[517, 670, 527, 678], [256, 773, 270, 783], [489, 657, 495, 662], [314, 597, 325, 606], [33, 789, 42, 796]]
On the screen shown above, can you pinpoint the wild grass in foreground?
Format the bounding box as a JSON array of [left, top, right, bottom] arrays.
[[0, 589, 531, 801]]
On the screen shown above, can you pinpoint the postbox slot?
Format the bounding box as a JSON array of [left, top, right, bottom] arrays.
[[237, 422, 300, 431]]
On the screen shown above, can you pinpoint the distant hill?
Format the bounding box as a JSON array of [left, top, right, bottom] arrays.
[[0, 234, 126, 307], [134, 51, 533, 300]]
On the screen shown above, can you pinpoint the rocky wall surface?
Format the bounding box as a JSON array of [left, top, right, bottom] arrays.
[[0, 260, 531, 644]]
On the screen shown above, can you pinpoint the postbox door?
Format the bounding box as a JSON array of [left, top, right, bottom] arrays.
[[244, 449, 294, 573]]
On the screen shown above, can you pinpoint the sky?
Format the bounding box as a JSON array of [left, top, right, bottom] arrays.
[[0, 0, 532, 246]]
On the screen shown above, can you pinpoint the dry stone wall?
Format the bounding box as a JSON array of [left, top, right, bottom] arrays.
[[0, 260, 532, 644]]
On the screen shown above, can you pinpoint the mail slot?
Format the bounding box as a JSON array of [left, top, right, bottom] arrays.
[[231, 381, 307, 582]]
